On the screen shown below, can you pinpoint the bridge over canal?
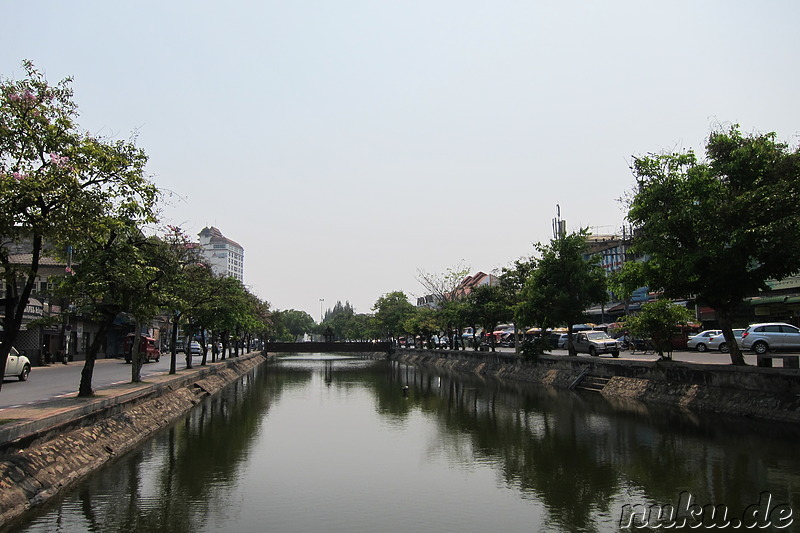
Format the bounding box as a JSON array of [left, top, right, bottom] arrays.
[[265, 341, 391, 354]]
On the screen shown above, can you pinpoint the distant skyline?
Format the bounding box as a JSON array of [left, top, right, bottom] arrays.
[[4, 1, 799, 318]]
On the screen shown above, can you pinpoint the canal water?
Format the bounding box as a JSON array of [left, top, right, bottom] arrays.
[[6, 354, 800, 532]]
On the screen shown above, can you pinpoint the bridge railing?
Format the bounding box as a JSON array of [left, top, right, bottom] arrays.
[[265, 341, 391, 353]]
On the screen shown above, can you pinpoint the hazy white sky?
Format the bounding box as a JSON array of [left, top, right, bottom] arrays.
[[4, 1, 799, 319]]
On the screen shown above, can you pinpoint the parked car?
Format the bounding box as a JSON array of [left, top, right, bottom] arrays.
[[4, 346, 31, 381], [707, 329, 745, 353], [557, 333, 569, 349], [189, 341, 202, 355], [686, 330, 722, 352], [124, 334, 161, 363], [572, 331, 620, 357], [741, 323, 800, 355]]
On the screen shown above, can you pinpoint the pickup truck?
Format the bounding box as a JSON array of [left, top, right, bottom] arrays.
[[572, 331, 620, 357]]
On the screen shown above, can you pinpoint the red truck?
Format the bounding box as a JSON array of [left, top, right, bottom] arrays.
[[124, 334, 161, 363]]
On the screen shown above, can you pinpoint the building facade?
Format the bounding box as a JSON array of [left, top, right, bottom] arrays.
[[197, 227, 245, 282]]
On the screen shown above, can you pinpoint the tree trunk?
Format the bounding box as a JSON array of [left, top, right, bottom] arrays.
[[719, 310, 746, 365], [131, 318, 144, 382], [78, 314, 113, 397], [567, 325, 576, 356], [200, 329, 208, 365], [169, 315, 180, 375]]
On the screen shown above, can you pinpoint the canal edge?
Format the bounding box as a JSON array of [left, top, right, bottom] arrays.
[[390, 349, 800, 424], [0, 351, 269, 527]]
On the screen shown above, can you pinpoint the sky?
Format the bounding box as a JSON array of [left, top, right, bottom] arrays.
[[3, 1, 799, 320]]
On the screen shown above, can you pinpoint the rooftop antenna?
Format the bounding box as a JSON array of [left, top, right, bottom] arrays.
[[552, 205, 566, 240]]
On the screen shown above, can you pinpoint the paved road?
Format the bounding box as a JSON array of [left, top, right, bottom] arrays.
[[548, 347, 763, 365], [0, 353, 222, 412], [417, 345, 766, 365]]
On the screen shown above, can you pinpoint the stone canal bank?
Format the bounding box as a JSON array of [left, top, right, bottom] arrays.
[[0, 352, 267, 526], [391, 349, 800, 423]]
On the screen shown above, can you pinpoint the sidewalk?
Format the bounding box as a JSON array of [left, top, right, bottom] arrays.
[[0, 352, 263, 448]]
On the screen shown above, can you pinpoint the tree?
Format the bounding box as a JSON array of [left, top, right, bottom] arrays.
[[321, 301, 355, 340], [625, 126, 800, 365], [515, 231, 608, 355], [148, 225, 211, 372], [204, 276, 257, 358], [344, 313, 379, 341], [54, 221, 158, 395], [280, 309, 315, 341], [403, 306, 439, 348], [622, 299, 694, 359], [0, 61, 156, 390], [416, 261, 471, 349], [463, 284, 512, 352], [125, 235, 182, 382], [372, 291, 415, 344], [500, 257, 536, 350]]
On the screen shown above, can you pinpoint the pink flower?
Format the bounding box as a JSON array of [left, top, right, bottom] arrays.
[[49, 152, 69, 168], [12, 171, 26, 181]]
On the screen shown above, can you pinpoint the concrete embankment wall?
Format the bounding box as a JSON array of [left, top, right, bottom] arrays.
[[0, 352, 267, 526], [391, 349, 800, 423]]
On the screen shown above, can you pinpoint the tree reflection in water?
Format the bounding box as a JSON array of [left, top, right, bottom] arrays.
[[8, 358, 800, 533]]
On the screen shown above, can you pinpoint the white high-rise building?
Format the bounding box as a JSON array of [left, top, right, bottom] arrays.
[[197, 227, 244, 282]]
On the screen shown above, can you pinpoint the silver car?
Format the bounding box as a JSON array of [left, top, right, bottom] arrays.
[[686, 330, 722, 352], [741, 323, 800, 355], [706, 329, 744, 353]]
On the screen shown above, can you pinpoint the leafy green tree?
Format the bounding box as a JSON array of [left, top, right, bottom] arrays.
[[55, 221, 156, 394], [280, 309, 316, 341], [500, 257, 536, 350], [209, 277, 255, 358], [343, 313, 379, 341], [516, 231, 608, 355], [322, 301, 355, 341], [322, 301, 355, 324], [622, 299, 694, 359], [403, 306, 439, 348], [463, 284, 513, 352], [373, 291, 415, 344], [0, 61, 157, 390], [440, 299, 468, 349], [153, 225, 212, 371], [625, 126, 800, 365]]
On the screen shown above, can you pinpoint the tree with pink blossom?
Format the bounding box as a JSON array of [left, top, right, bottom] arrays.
[[0, 60, 158, 391]]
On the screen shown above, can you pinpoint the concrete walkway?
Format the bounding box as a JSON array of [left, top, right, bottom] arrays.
[[0, 351, 264, 448]]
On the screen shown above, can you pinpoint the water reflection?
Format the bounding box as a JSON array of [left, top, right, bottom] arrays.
[[385, 361, 800, 531], [7, 356, 800, 532]]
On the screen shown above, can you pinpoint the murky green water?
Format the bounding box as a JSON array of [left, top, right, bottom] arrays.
[[5, 355, 800, 532]]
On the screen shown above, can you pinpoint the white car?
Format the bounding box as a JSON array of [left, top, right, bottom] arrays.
[[557, 334, 569, 349], [706, 329, 745, 353], [686, 330, 722, 352], [4, 347, 31, 381]]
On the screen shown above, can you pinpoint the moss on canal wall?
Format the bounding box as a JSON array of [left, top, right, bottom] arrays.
[[0, 353, 266, 527], [390, 349, 800, 424]]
